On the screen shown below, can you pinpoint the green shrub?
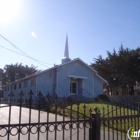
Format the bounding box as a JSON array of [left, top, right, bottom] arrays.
[[95, 94, 110, 102]]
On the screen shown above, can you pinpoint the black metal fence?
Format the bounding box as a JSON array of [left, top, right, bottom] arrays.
[[0, 90, 92, 140], [92, 100, 140, 140], [1, 90, 140, 140]]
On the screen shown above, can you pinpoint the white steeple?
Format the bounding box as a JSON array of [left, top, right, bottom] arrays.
[[64, 34, 69, 58], [62, 34, 71, 64]]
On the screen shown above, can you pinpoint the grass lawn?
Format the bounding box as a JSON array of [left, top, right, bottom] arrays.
[[65, 102, 137, 117], [63, 102, 140, 133], [49, 101, 140, 133]]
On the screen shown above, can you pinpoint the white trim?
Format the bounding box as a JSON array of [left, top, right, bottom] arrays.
[[76, 58, 98, 73], [93, 74, 95, 98], [69, 78, 70, 96], [69, 75, 87, 79], [82, 80, 84, 96], [95, 74, 108, 84]]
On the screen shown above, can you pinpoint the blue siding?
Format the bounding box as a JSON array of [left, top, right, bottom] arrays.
[[36, 69, 56, 96], [57, 60, 95, 98], [3, 77, 36, 103], [94, 74, 103, 96]]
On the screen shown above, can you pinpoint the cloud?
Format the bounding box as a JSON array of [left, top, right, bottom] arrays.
[[31, 31, 37, 38]]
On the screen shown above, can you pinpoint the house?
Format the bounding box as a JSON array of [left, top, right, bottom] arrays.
[[2, 36, 107, 103]]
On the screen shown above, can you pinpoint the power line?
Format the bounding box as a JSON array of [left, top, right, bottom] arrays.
[[0, 45, 53, 68], [0, 34, 50, 67], [0, 34, 53, 67], [0, 34, 30, 57]]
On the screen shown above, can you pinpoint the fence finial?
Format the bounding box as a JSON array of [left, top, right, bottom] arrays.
[[94, 107, 98, 114]]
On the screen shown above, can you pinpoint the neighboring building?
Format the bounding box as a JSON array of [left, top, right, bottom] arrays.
[[2, 36, 107, 103]]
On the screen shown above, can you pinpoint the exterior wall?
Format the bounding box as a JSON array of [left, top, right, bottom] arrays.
[[57, 60, 95, 98], [3, 77, 36, 104], [77, 79, 83, 95], [94, 74, 103, 96], [2, 68, 57, 103], [36, 68, 56, 96]]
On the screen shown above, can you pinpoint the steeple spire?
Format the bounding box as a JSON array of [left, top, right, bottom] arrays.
[[62, 34, 71, 64], [64, 34, 69, 58]]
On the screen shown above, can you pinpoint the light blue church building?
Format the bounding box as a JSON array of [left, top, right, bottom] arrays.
[[3, 36, 107, 103]]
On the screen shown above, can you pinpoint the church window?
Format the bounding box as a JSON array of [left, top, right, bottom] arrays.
[[31, 78, 36, 87], [19, 83, 21, 89], [24, 81, 27, 88], [14, 85, 17, 90], [75, 61, 79, 66], [70, 81, 77, 94]]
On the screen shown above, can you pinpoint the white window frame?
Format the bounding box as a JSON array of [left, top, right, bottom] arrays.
[[24, 81, 28, 88], [70, 81, 78, 94]]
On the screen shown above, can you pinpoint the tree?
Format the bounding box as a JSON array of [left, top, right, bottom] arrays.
[[91, 45, 140, 89], [0, 63, 39, 85]]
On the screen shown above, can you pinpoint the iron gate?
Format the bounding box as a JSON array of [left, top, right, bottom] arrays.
[[0, 90, 93, 140]]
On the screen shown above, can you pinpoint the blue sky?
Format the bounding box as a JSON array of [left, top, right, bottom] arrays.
[[0, 0, 140, 70]]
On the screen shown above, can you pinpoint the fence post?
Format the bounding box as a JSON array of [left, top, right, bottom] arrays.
[[89, 107, 100, 140], [137, 102, 140, 115]]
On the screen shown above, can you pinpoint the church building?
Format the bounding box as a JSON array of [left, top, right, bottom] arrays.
[[2, 36, 107, 103]]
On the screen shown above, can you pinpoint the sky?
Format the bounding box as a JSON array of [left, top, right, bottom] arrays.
[[0, 0, 140, 70]]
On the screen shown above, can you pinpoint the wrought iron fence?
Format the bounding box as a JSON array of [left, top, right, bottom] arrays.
[[91, 100, 140, 140], [1, 90, 140, 140], [0, 90, 92, 140]]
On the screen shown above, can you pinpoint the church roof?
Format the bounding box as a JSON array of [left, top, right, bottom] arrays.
[[34, 58, 106, 82]]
